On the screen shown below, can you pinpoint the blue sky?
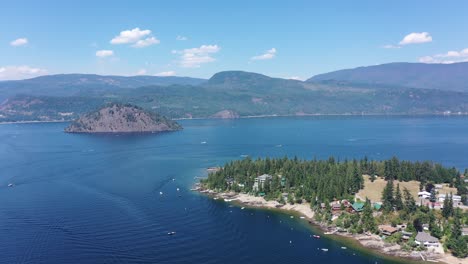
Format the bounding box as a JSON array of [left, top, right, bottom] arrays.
[[1, 0, 468, 80]]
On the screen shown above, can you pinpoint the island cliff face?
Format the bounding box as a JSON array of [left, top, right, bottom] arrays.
[[65, 103, 182, 133]]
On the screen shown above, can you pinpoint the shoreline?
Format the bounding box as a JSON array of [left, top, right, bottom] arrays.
[[3, 113, 468, 125], [200, 190, 467, 264]]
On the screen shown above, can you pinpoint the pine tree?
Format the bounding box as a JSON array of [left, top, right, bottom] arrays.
[[403, 187, 416, 213], [382, 179, 394, 212], [394, 184, 404, 211], [442, 193, 454, 218], [430, 187, 436, 203], [361, 198, 377, 233], [450, 208, 468, 258]]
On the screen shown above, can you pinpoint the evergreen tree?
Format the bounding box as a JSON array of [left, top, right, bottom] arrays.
[[381, 179, 394, 212], [403, 188, 416, 213], [429, 187, 436, 203], [450, 208, 468, 258], [394, 184, 404, 211], [442, 193, 454, 218], [361, 198, 377, 233]]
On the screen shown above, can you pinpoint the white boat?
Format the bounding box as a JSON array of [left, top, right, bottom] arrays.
[[201, 141, 207, 144], [290, 216, 294, 218], [176, 188, 180, 191], [241, 207, 245, 210], [159, 192, 163, 195], [321, 248, 329, 252], [341, 247, 347, 249], [7, 183, 13, 187], [300, 216, 305, 219], [167, 231, 176, 235]]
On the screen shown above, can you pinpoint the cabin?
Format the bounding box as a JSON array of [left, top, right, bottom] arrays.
[[341, 199, 351, 207], [434, 184, 443, 189], [415, 232, 439, 247], [418, 191, 431, 199], [332, 203, 342, 211], [401, 231, 413, 240], [351, 202, 364, 212], [462, 227, 468, 236], [378, 225, 398, 236]]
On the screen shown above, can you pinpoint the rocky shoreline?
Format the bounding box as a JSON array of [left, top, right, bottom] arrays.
[[196, 188, 466, 264]]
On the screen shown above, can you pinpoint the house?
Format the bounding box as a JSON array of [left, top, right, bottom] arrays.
[[401, 231, 413, 240], [352, 202, 364, 212], [253, 174, 272, 191], [462, 227, 468, 236], [332, 203, 342, 211], [341, 199, 351, 207], [379, 225, 398, 236], [434, 184, 443, 189], [418, 191, 431, 199], [415, 232, 439, 247], [438, 194, 462, 203]]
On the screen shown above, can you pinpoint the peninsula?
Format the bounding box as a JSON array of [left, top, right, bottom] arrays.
[[65, 103, 182, 133], [198, 157, 468, 263]]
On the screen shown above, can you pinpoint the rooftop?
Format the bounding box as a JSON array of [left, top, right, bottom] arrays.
[[415, 232, 438, 243]]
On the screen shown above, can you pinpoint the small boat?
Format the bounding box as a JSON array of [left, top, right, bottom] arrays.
[[172, 178, 175, 181], [321, 248, 329, 252], [167, 231, 176, 235], [159, 192, 163, 195], [341, 247, 347, 249], [240, 154, 249, 158], [313, 235, 320, 239], [241, 207, 245, 210], [324, 232, 333, 235], [200, 141, 207, 144], [176, 188, 180, 191], [7, 183, 14, 187], [290, 216, 294, 218], [300, 216, 305, 219]]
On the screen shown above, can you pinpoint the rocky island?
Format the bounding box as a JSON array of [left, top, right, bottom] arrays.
[[65, 103, 182, 133]]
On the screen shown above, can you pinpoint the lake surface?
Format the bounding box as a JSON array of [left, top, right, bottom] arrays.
[[1, 116, 467, 264]]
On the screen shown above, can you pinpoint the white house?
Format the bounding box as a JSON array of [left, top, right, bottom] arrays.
[[438, 194, 462, 203], [418, 191, 431, 199], [415, 232, 439, 247], [253, 174, 272, 191]]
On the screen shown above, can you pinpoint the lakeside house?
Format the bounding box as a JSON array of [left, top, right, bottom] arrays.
[[253, 174, 272, 191], [463, 227, 468, 236], [418, 191, 431, 199], [415, 232, 439, 247], [437, 194, 462, 204], [401, 231, 413, 240], [378, 225, 398, 236]]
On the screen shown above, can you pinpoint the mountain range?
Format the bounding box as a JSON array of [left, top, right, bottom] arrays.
[[1, 62, 468, 122]]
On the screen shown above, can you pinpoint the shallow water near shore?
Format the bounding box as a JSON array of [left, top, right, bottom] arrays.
[[1, 116, 467, 264]]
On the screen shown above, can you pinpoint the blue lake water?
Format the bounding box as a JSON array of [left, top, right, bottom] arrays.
[[1, 116, 467, 264]]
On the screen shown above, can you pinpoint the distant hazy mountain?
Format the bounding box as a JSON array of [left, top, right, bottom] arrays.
[[3, 70, 468, 122], [308, 62, 468, 92], [0, 74, 206, 100]]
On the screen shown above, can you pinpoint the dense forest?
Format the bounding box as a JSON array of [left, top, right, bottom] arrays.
[[202, 156, 465, 202]]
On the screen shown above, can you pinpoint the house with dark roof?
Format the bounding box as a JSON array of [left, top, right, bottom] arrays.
[[415, 232, 439, 247], [378, 225, 398, 236]]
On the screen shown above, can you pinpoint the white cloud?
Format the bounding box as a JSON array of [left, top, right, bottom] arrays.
[[96, 50, 114, 58], [251, 48, 277, 60], [382, 44, 401, 49], [10, 38, 28, 47], [419, 47, 468, 64], [132, 37, 160, 48], [176, 35, 188, 41], [0, 65, 47, 80], [110, 27, 159, 48], [174, 44, 220, 68], [399, 32, 432, 45], [155, 71, 176, 76]]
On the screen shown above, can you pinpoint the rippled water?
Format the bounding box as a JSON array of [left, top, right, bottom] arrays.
[[1, 116, 467, 264]]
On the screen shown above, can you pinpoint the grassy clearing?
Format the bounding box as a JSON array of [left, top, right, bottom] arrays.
[[356, 175, 457, 202]]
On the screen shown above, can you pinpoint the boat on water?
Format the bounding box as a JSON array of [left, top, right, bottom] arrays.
[[200, 141, 207, 144], [290, 216, 294, 218], [159, 192, 163, 195], [176, 188, 180, 191], [313, 235, 320, 239], [7, 183, 14, 187], [299, 216, 305, 219], [240, 154, 249, 158], [167, 231, 176, 235], [321, 248, 329, 252], [224, 198, 238, 202], [241, 207, 245, 210], [341, 247, 347, 249]]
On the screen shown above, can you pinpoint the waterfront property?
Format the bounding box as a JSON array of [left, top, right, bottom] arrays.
[[418, 191, 431, 199], [253, 174, 272, 191], [378, 225, 398, 236], [415, 232, 440, 247]]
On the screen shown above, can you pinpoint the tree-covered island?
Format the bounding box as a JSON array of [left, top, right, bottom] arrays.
[[200, 156, 468, 260]]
